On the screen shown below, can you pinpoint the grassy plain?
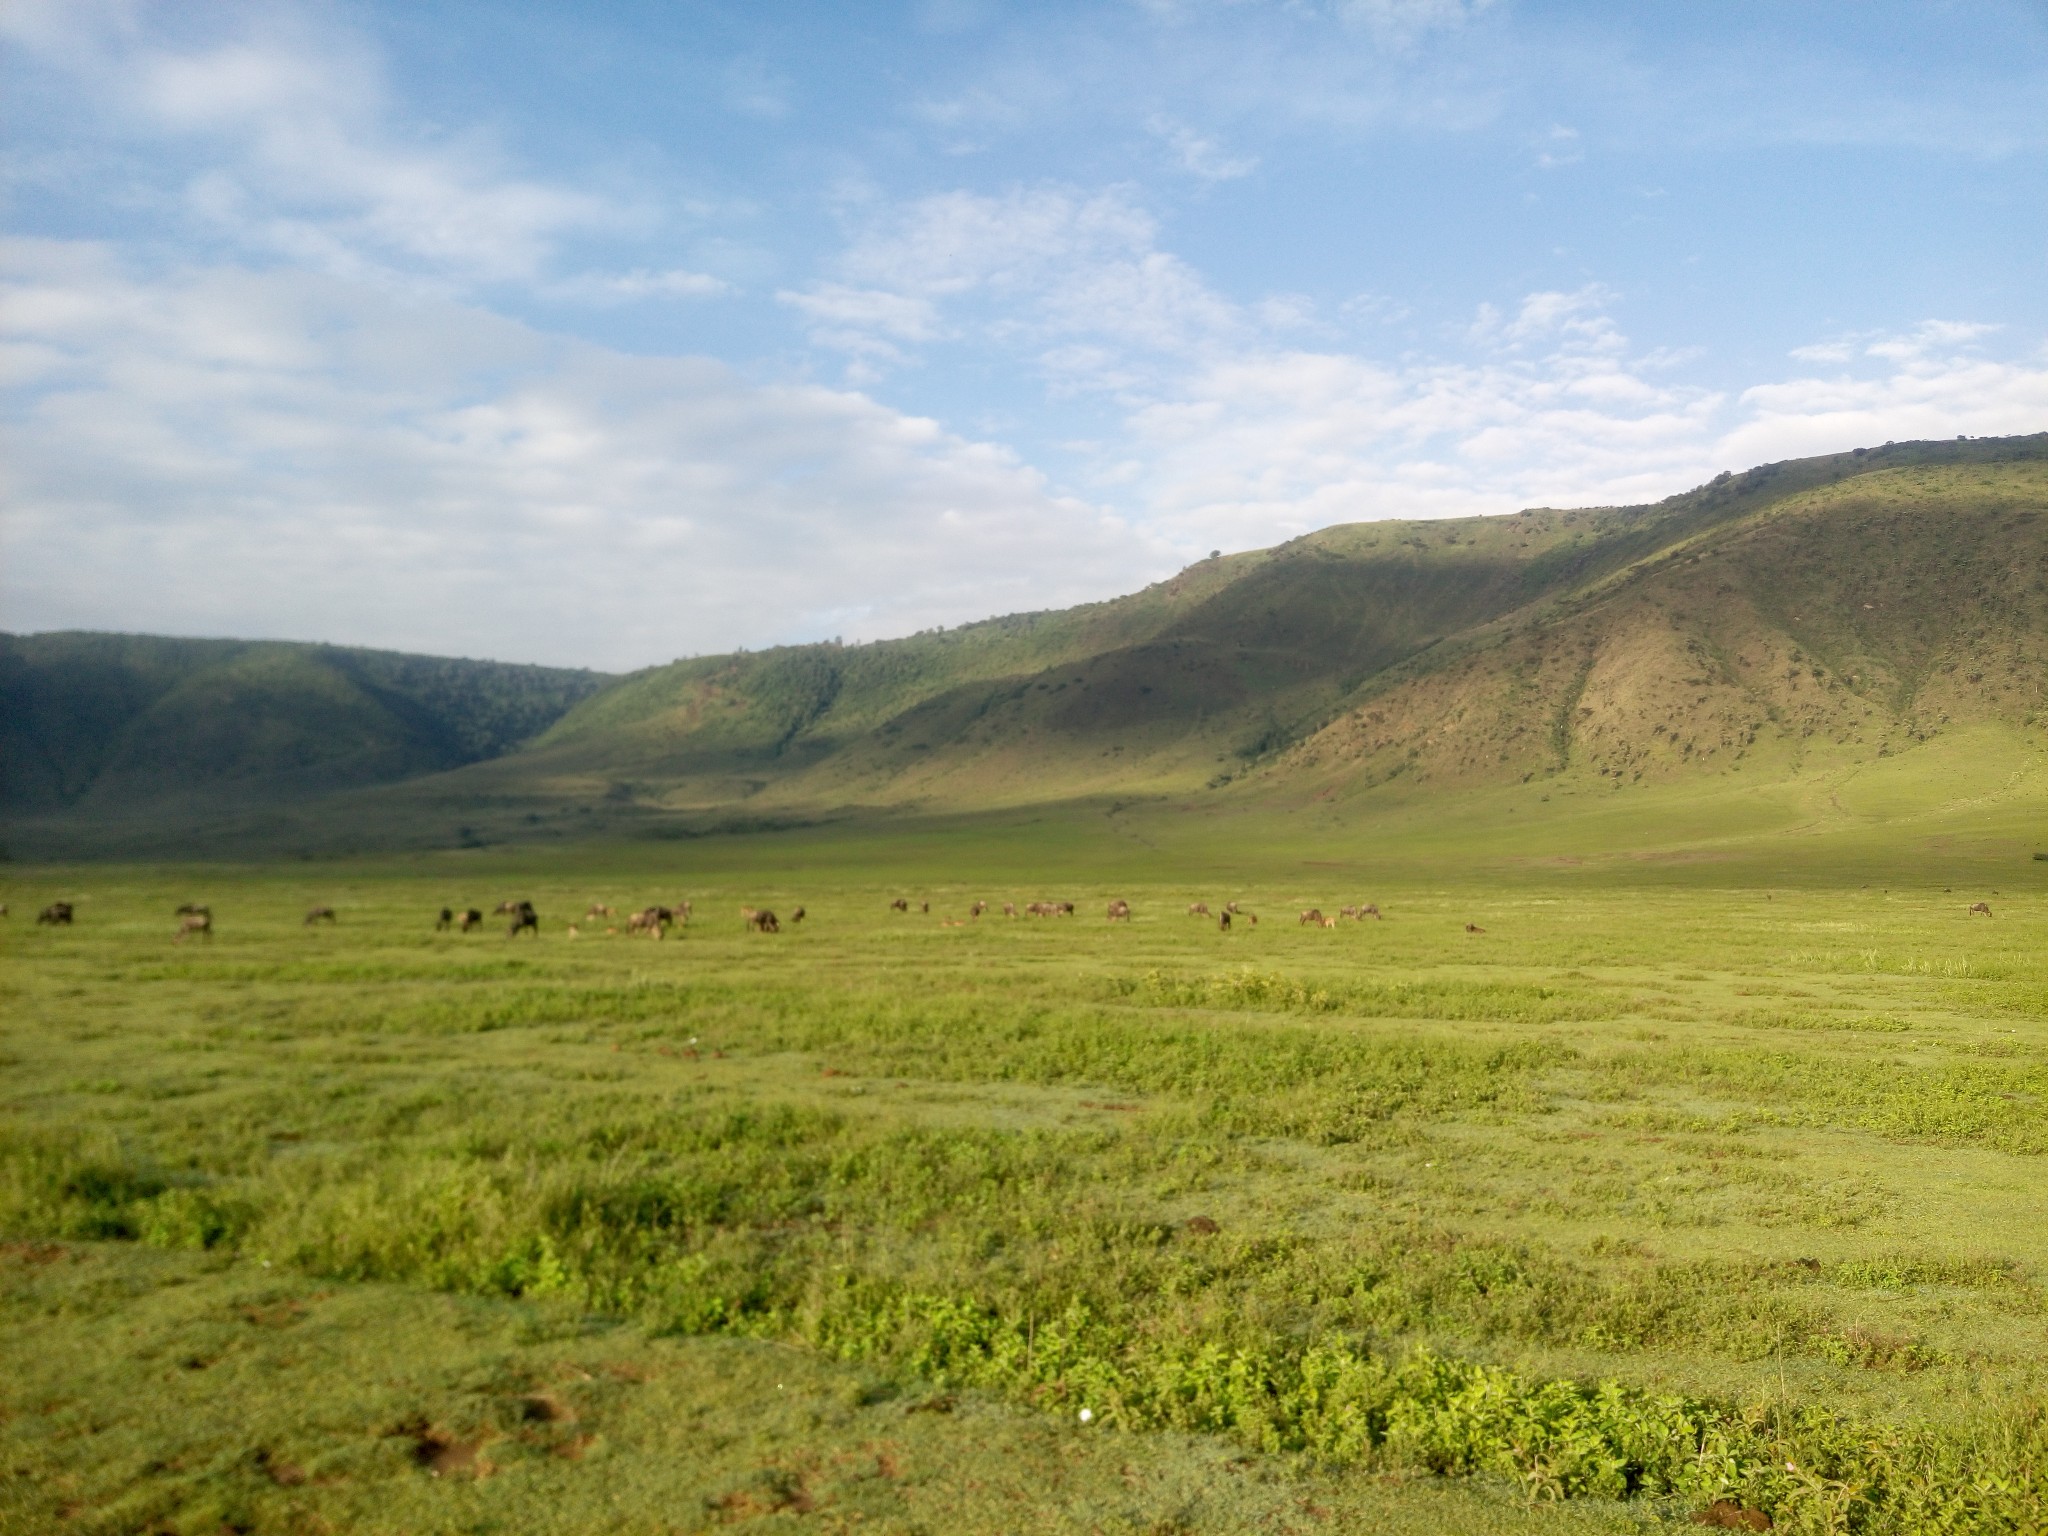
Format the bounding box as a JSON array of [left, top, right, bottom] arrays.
[[4, 810, 2047, 1534]]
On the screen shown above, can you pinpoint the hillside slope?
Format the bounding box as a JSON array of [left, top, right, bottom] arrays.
[[6, 434, 2043, 858], [0, 634, 606, 816]]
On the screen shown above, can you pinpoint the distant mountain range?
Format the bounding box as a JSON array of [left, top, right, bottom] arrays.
[[6, 433, 2044, 858]]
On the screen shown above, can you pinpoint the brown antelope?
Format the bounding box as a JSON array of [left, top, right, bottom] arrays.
[[970, 901, 986, 918], [747, 908, 780, 933], [1969, 901, 1993, 916], [1464, 922, 1486, 934], [175, 911, 212, 942], [672, 900, 694, 924], [1298, 908, 1324, 926], [1321, 916, 1338, 929], [1002, 902, 1017, 917], [1107, 898, 1132, 922], [890, 898, 910, 912], [789, 906, 806, 924], [37, 902, 73, 925], [1187, 901, 1210, 917], [304, 905, 337, 925], [1225, 901, 1242, 914], [587, 902, 615, 919]]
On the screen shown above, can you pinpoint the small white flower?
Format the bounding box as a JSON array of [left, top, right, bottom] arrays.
[[1078, 1407, 1094, 1424]]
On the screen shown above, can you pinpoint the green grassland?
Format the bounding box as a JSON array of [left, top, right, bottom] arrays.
[[6, 805, 2047, 1534]]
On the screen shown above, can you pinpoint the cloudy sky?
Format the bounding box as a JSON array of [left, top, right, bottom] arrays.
[[4, 0, 2045, 669]]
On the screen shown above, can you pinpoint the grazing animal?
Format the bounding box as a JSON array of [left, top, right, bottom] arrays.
[[789, 906, 806, 924], [175, 902, 210, 917], [1321, 916, 1338, 929], [37, 902, 74, 925], [566, 924, 580, 939], [970, 901, 986, 919], [1340, 903, 1382, 921], [1003, 902, 1018, 917], [0, 904, 8, 917], [672, 900, 693, 924], [1969, 901, 1994, 917], [435, 907, 454, 931], [1057, 901, 1075, 916], [1218, 910, 1232, 931], [1187, 901, 1210, 917], [1245, 912, 1258, 926], [1298, 908, 1324, 926], [1225, 901, 1241, 914], [890, 898, 910, 912], [175, 911, 212, 942], [1107, 898, 1132, 922], [457, 909, 484, 932], [304, 906, 337, 926], [586, 902, 615, 919], [493, 900, 522, 916], [627, 906, 672, 938], [1464, 922, 1486, 934], [921, 901, 930, 914], [507, 901, 539, 938], [748, 908, 780, 933]]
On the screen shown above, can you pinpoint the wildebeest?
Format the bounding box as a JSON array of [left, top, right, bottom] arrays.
[[37, 902, 74, 925], [1002, 902, 1017, 917], [1107, 899, 1132, 922], [507, 900, 539, 938], [304, 906, 337, 926], [921, 901, 930, 914], [457, 908, 484, 933], [1969, 901, 1994, 917], [435, 907, 454, 931], [175, 902, 210, 917], [1464, 922, 1486, 934], [970, 901, 986, 919], [627, 906, 672, 938], [493, 900, 524, 916], [1225, 901, 1242, 914], [746, 908, 780, 933], [890, 898, 910, 912], [1340, 903, 1382, 921], [1187, 901, 1210, 917], [175, 911, 212, 943], [672, 900, 693, 925], [789, 906, 806, 924], [587, 902, 615, 919], [1218, 910, 1232, 931], [1298, 908, 1324, 926]]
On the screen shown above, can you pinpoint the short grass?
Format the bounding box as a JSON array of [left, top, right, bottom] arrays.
[[3, 827, 2046, 1533]]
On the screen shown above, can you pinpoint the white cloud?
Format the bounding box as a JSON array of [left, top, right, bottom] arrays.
[[3, 1, 624, 291], [0, 240, 1165, 670], [1147, 115, 1260, 181]]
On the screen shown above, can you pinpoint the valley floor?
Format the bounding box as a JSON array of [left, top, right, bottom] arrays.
[[3, 836, 2045, 1533]]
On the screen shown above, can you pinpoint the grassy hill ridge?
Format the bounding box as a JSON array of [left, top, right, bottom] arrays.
[[5, 432, 2043, 857], [0, 633, 607, 816]]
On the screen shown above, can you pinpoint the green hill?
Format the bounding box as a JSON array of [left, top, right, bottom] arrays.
[[6, 434, 2044, 858], [0, 634, 605, 822]]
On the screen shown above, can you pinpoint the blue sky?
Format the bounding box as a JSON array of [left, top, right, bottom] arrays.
[[4, 0, 2044, 668]]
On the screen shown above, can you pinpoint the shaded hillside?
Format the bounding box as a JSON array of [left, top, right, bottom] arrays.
[[0, 634, 607, 814]]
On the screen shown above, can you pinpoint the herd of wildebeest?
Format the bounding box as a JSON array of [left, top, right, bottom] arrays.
[[6, 893, 2004, 941], [3, 893, 1467, 939]]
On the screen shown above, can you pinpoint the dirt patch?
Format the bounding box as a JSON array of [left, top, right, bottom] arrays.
[[1183, 1215, 1221, 1236], [392, 1420, 493, 1480], [904, 1393, 956, 1416], [1693, 1501, 1771, 1531], [237, 1298, 311, 1328], [519, 1392, 575, 1424], [255, 1448, 306, 1487], [711, 1467, 814, 1520], [0, 1241, 68, 1266]]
